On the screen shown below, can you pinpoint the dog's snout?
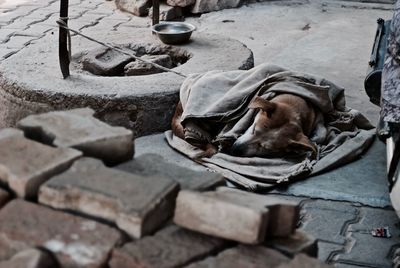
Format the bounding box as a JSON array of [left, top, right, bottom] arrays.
[[231, 142, 244, 156]]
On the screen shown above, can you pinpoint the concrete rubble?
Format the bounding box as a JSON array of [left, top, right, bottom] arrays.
[[174, 187, 299, 244], [115, 0, 152, 16], [148, 4, 184, 21], [124, 54, 173, 75], [116, 153, 225, 190], [81, 47, 134, 76], [0, 189, 10, 208], [0, 248, 57, 268], [0, 200, 122, 267], [0, 128, 81, 199], [109, 225, 229, 268], [0, 107, 330, 267], [17, 108, 134, 165], [39, 157, 179, 239]]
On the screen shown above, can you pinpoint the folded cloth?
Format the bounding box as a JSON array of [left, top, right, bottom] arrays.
[[166, 63, 375, 191]]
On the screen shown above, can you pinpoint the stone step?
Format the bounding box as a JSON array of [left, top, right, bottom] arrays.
[[39, 157, 179, 239], [109, 225, 229, 268], [0, 128, 82, 198], [277, 254, 332, 268], [17, 108, 133, 165], [0, 199, 122, 267], [174, 187, 299, 244], [116, 154, 225, 191]]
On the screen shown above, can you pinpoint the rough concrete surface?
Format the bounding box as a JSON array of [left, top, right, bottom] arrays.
[[174, 187, 299, 244], [0, 128, 82, 198], [39, 157, 179, 239], [17, 108, 134, 165], [0, 199, 122, 267]]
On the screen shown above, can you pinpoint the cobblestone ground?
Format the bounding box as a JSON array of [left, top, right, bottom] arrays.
[[0, 0, 399, 267]]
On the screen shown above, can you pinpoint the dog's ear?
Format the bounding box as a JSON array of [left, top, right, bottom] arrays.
[[289, 133, 317, 159], [249, 97, 276, 117]]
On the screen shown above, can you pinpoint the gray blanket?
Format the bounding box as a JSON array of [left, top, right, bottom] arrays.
[[165, 64, 375, 191]]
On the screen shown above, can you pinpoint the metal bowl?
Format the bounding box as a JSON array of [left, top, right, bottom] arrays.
[[152, 22, 196, 45]]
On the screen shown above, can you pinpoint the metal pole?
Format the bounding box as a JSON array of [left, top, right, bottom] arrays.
[[152, 0, 159, 27], [59, 0, 70, 79]]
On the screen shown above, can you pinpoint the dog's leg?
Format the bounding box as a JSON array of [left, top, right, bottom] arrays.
[[171, 101, 185, 139]]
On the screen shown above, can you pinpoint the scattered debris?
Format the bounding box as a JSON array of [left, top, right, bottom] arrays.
[[371, 227, 392, 238]]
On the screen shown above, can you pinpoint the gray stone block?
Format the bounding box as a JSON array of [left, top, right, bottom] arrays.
[[186, 245, 290, 268], [148, 4, 183, 21], [174, 187, 299, 244], [191, 0, 242, 13], [39, 157, 179, 239], [265, 230, 318, 258], [17, 108, 133, 165], [109, 225, 229, 268], [124, 54, 173, 76], [81, 47, 134, 76], [0, 128, 81, 198], [0, 249, 57, 268], [0, 200, 122, 267], [167, 0, 195, 8], [115, 0, 152, 16], [116, 154, 225, 190]]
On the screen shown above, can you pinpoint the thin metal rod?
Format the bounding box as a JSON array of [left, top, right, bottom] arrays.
[[56, 20, 187, 78], [152, 0, 160, 26], [59, 0, 70, 79]]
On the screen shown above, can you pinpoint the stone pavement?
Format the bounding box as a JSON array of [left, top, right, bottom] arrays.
[[0, 0, 399, 267]]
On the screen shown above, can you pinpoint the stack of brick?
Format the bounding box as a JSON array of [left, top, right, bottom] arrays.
[[0, 108, 331, 267]]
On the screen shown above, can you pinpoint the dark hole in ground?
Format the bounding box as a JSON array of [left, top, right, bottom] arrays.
[[73, 43, 192, 77]]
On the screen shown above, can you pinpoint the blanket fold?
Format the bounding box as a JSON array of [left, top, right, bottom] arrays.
[[166, 64, 375, 190]]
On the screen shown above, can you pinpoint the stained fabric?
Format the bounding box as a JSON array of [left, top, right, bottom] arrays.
[[166, 64, 375, 191]]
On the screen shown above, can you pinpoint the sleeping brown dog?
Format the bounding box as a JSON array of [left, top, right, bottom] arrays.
[[231, 94, 318, 158], [172, 93, 321, 159]]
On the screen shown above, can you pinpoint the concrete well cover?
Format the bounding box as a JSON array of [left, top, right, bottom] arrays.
[[0, 29, 254, 137]]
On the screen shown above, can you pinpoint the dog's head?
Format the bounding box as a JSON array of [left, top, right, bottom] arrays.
[[231, 97, 316, 158]]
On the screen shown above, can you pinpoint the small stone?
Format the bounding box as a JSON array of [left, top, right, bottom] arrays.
[[81, 46, 134, 76], [0, 128, 81, 198], [0, 200, 122, 267], [174, 187, 299, 244], [191, 0, 242, 14], [124, 54, 173, 76], [17, 108, 133, 165], [0, 189, 10, 208], [265, 230, 318, 258], [0, 248, 57, 268], [116, 0, 152, 16], [167, 0, 195, 8], [39, 157, 179, 239], [186, 245, 290, 268], [277, 254, 333, 268], [116, 154, 225, 190], [148, 4, 183, 21], [109, 225, 228, 268]]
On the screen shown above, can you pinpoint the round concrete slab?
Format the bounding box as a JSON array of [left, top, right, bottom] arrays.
[[0, 29, 253, 136]]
